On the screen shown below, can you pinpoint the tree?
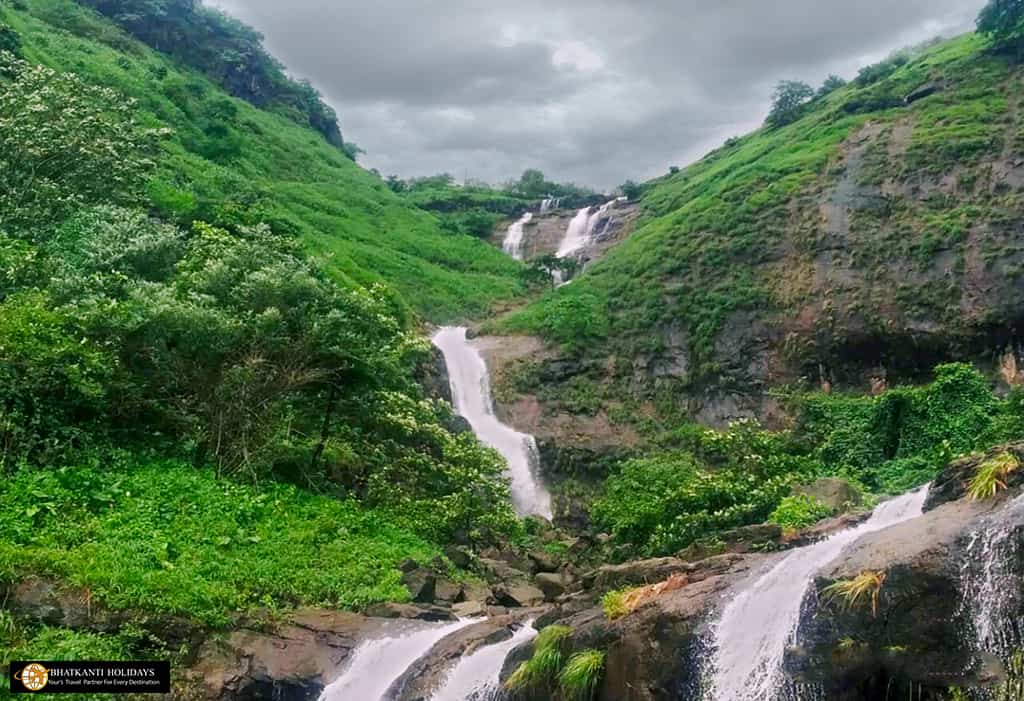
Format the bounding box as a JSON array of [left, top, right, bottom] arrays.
[[978, 0, 1024, 59], [0, 23, 21, 58], [0, 53, 167, 235], [620, 180, 645, 200], [816, 74, 847, 98], [766, 80, 814, 128]]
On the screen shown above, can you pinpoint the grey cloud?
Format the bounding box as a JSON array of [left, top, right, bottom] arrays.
[[215, 0, 985, 189]]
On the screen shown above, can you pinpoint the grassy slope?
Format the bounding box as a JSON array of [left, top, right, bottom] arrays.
[[502, 34, 1022, 378], [3, 0, 522, 322]]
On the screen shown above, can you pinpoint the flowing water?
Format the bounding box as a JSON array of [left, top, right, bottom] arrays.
[[556, 199, 619, 258], [432, 327, 553, 518], [319, 618, 475, 701], [960, 492, 1024, 667], [540, 197, 562, 214], [432, 621, 538, 701], [502, 212, 532, 260], [708, 485, 931, 701]]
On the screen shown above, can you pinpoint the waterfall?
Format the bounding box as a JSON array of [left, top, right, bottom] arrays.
[[503, 212, 532, 260], [432, 621, 538, 701], [319, 618, 475, 701], [540, 197, 562, 214], [556, 199, 618, 259], [961, 492, 1024, 667], [708, 485, 931, 701], [432, 327, 553, 519]]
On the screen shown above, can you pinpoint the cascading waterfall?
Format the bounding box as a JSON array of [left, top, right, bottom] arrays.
[[540, 197, 562, 214], [555, 199, 619, 259], [960, 492, 1024, 673], [432, 327, 553, 519], [431, 621, 538, 701], [319, 618, 475, 701], [707, 485, 931, 701], [503, 212, 532, 260]]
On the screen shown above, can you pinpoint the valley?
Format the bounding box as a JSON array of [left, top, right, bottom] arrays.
[[1, 0, 1024, 700]]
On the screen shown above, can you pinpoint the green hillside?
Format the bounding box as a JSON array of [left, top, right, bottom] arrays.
[[501, 33, 1024, 420], [3, 0, 522, 322]]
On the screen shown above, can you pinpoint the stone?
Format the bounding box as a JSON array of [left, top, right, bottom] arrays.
[[362, 602, 454, 622], [398, 558, 420, 573], [401, 568, 436, 604], [528, 549, 560, 574], [433, 578, 464, 604], [479, 557, 530, 584], [794, 477, 862, 513], [444, 545, 472, 569], [452, 601, 485, 618], [534, 572, 566, 601], [587, 557, 687, 591], [493, 584, 546, 607]]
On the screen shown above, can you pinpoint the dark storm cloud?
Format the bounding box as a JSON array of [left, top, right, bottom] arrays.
[[214, 0, 983, 189]]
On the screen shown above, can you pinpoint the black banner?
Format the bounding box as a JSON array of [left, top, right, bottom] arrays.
[[9, 661, 170, 694]]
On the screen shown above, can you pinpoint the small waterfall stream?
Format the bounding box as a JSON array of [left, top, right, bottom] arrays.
[[960, 492, 1024, 678], [319, 618, 475, 701], [432, 621, 538, 701], [708, 485, 931, 701], [432, 326, 553, 519], [502, 212, 532, 260], [556, 200, 617, 259]]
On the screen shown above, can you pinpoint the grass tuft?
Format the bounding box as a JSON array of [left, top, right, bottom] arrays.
[[558, 649, 606, 701], [506, 625, 573, 694], [968, 451, 1020, 500], [822, 570, 887, 617]]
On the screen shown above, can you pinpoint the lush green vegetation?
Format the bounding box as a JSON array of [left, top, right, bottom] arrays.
[[506, 625, 573, 696], [0, 459, 446, 624], [593, 365, 1024, 556], [3, 0, 523, 322], [768, 494, 834, 530], [0, 0, 524, 639]]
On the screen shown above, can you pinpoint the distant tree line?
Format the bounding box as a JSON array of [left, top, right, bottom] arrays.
[[75, 0, 354, 156]]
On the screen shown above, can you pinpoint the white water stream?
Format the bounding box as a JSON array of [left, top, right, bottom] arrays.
[[502, 212, 532, 260], [432, 327, 553, 519], [961, 491, 1024, 662], [708, 485, 931, 701], [432, 621, 538, 701], [319, 618, 475, 701]]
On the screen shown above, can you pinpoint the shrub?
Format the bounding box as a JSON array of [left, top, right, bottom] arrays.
[[602, 588, 635, 621], [768, 494, 833, 530]]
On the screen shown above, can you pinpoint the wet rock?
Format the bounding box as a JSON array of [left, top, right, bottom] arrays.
[[534, 573, 567, 602], [388, 615, 533, 701], [362, 602, 455, 622], [192, 608, 374, 701], [783, 511, 871, 548], [794, 477, 862, 512]]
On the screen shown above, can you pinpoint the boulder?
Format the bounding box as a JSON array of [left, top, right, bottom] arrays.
[[586, 557, 687, 591], [794, 477, 862, 512], [493, 584, 546, 608], [401, 568, 436, 604], [433, 578, 464, 604], [362, 602, 454, 622], [192, 608, 375, 701], [528, 549, 561, 574], [452, 600, 486, 618], [444, 545, 472, 569], [534, 572, 567, 601]]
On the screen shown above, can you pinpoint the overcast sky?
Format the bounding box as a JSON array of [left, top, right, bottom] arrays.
[[213, 0, 983, 191]]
